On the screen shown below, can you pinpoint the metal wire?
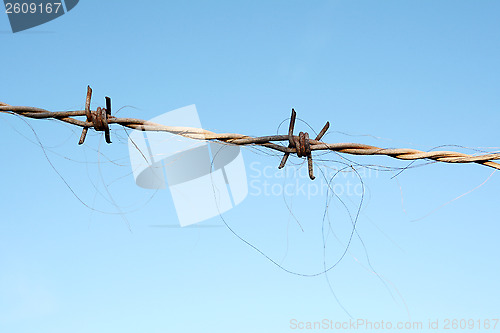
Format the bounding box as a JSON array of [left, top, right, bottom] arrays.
[[1, 86, 499, 179]]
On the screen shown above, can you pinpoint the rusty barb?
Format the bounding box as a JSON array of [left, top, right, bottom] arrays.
[[79, 86, 112, 145], [278, 109, 330, 180], [1, 85, 500, 177]]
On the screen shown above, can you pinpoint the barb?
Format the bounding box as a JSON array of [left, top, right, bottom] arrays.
[[1, 86, 499, 175], [79, 86, 112, 145], [278, 109, 330, 180]]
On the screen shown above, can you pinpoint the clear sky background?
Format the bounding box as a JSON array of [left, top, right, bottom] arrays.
[[1, 1, 499, 332]]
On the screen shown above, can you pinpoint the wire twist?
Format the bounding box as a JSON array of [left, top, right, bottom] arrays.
[[79, 86, 112, 144], [1, 85, 499, 176], [278, 109, 330, 179]]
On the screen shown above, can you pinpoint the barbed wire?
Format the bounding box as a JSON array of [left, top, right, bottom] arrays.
[[1, 86, 499, 179]]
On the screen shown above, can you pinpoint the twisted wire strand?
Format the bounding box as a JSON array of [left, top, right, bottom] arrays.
[[1, 102, 499, 171]]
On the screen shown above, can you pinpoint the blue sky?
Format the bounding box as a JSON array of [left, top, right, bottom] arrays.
[[1, 1, 499, 332]]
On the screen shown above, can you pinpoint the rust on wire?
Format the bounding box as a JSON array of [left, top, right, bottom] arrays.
[[278, 109, 330, 179], [79, 86, 112, 145], [1, 85, 500, 176], [278, 109, 330, 180]]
